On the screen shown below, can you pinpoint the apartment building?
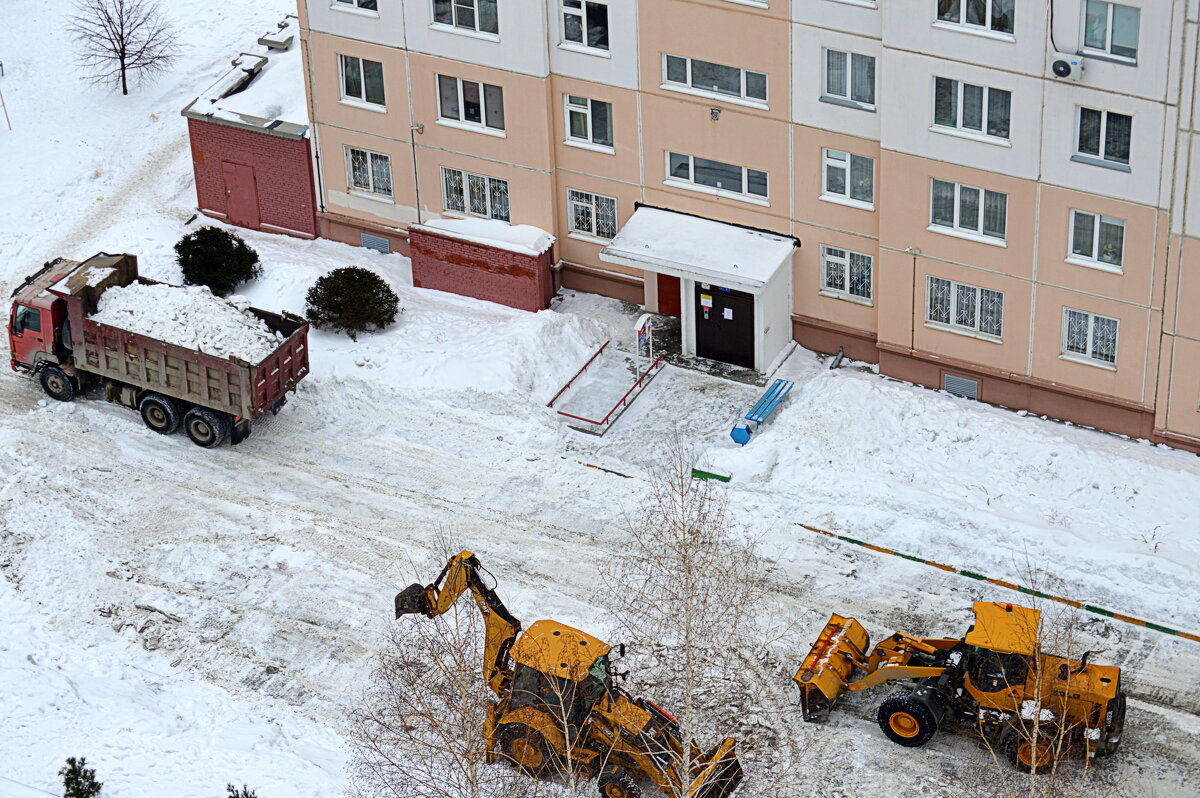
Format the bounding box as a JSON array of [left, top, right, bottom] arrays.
[[295, 0, 1200, 453]]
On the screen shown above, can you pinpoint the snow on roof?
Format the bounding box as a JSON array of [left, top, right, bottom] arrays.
[[414, 218, 556, 257], [600, 207, 797, 292], [181, 15, 308, 138]]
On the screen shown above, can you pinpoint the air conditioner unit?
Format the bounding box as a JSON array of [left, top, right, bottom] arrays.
[[1050, 52, 1084, 82]]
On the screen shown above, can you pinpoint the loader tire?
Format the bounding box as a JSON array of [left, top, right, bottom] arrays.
[[498, 723, 558, 777], [40, 366, 75, 402], [599, 765, 640, 798], [184, 407, 230, 449], [878, 692, 939, 748], [1006, 728, 1061, 774], [139, 394, 181, 435]]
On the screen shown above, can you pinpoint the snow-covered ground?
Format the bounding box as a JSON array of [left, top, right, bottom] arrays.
[[2, 2, 1199, 797]]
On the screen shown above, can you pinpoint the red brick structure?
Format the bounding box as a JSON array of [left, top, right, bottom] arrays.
[[410, 226, 555, 313]]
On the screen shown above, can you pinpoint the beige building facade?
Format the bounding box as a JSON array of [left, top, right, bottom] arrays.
[[297, 0, 1200, 453]]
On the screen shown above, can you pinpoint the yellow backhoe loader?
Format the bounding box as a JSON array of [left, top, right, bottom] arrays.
[[394, 550, 743, 798], [794, 601, 1126, 772]]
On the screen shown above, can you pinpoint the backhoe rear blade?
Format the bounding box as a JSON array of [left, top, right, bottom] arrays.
[[687, 738, 742, 798], [793, 613, 871, 721]]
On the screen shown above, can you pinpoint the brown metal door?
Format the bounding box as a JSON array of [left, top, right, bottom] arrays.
[[222, 161, 260, 229], [694, 284, 754, 369], [657, 273, 681, 317]]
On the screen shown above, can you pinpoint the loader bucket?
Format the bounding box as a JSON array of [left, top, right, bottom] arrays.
[[793, 613, 871, 721], [688, 738, 743, 798], [394, 583, 432, 618]]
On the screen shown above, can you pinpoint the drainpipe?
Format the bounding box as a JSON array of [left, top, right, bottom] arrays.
[[905, 246, 921, 350], [399, 0, 422, 226]]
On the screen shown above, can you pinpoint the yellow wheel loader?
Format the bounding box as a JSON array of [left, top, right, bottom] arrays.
[[394, 551, 744, 798], [794, 602, 1126, 772]]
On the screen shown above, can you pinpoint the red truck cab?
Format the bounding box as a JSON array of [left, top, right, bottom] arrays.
[[8, 259, 73, 373]]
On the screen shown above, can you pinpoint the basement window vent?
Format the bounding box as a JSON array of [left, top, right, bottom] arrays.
[[943, 373, 979, 400], [361, 233, 391, 254]]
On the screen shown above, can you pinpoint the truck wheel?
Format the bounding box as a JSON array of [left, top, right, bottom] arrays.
[[498, 723, 559, 777], [599, 765, 640, 798], [39, 366, 75, 402], [878, 692, 939, 747], [139, 394, 181, 435], [184, 407, 230, 448]]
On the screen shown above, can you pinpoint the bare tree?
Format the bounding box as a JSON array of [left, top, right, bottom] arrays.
[[68, 0, 178, 95]]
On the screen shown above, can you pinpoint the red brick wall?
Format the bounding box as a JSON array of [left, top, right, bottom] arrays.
[[187, 118, 317, 238], [410, 228, 554, 312]]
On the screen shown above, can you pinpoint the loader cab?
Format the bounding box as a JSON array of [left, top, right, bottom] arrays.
[[508, 620, 615, 726], [966, 648, 1030, 694]]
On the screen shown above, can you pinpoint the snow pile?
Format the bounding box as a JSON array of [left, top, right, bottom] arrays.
[[91, 283, 283, 364], [417, 218, 556, 256]]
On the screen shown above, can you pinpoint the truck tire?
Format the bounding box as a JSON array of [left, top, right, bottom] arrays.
[[878, 691, 940, 748], [139, 394, 181, 435], [39, 366, 75, 402], [184, 407, 230, 448], [599, 765, 640, 798]]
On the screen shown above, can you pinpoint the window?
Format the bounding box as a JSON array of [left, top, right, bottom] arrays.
[[1063, 308, 1119, 364], [564, 96, 613, 148], [821, 149, 874, 207], [433, 0, 498, 35], [335, 0, 378, 9], [933, 78, 1011, 140], [1076, 108, 1131, 166], [926, 276, 1004, 338], [936, 0, 1014, 34], [339, 54, 385, 106], [930, 179, 1007, 241], [1069, 210, 1125, 270], [1084, 1, 1139, 60], [442, 167, 510, 221], [438, 75, 505, 131], [346, 147, 393, 197], [562, 0, 608, 51], [567, 189, 618, 239], [13, 304, 41, 333], [667, 152, 768, 200], [823, 50, 875, 108], [663, 55, 767, 105], [821, 246, 873, 301]]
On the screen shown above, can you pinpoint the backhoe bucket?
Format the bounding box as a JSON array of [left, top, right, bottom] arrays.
[[793, 613, 871, 721], [687, 737, 742, 798], [394, 583, 432, 618]]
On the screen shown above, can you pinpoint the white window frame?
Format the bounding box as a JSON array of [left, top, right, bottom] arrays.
[[561, 0, 609, 53], [925, 276, 1005, 340], [437, 74, 505, 135], [431, 0, 499, 36], [1075, 107, 1132, 168], [929, 178, 1007, 244], [820, 246, 873, 304], [1062, 308, 1119, 366], [821, 148, 875, 209], [441, 166, 510, 221], [932, 77, 1011, 142], [935, 0, 1015, 36], [822, 49, 875, 110], [665, 152, 769, 205], [567, 189, 619, 241], [1082, 1, 1139, 62], [338, 53, 384, 107], [1068, 210, 1125, 272], [661, 54, 768, 108], [563, 95, 613, 151], [334, 0, 379, 12], [345, 146, 393, 199]]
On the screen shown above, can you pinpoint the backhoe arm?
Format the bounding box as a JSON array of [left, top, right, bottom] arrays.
[[394, 550, 523, 696]]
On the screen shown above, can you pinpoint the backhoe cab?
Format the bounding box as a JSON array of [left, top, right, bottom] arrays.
[[395, 551, 743, 798], [794, 601, 1126, 773]]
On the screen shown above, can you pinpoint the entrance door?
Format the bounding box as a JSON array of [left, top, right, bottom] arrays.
[[694, 284, 754, 369], [657, 273, 681, 317], [222, 161, 260, 229]]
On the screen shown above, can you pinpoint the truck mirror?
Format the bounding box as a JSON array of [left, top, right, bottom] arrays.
[[618, 643, 626, 659]]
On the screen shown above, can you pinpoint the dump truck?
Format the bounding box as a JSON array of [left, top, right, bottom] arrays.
[[394, 551, 744, 798], [7, 252, 309, 447], [794, 601, 1126, 772]]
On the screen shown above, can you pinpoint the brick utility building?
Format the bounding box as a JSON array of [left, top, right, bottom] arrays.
[[295, 0, 1200, 453], [183, 15, 317, 238]]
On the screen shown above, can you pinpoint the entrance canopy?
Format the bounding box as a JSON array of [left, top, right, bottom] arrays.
[[599, 207, 798, 294]]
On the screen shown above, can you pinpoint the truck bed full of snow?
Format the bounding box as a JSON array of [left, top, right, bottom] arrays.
[[90, 283, 283, 364]]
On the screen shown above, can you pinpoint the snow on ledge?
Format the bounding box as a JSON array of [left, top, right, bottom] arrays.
[[414, 219, 556, 257]]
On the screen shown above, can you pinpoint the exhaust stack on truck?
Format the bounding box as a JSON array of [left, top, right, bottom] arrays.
[[8, 252, 309, 448]]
